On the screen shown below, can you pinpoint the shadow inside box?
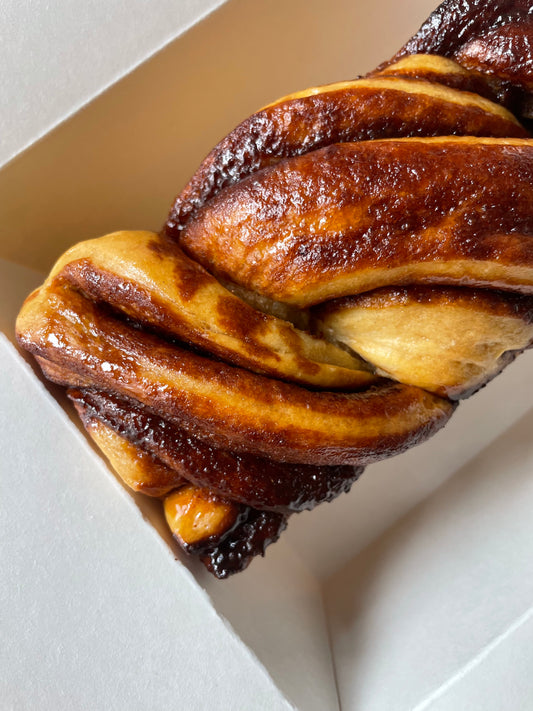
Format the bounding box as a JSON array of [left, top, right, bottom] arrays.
[[324, 407, 533, 711], [0, 0, 436, 273]]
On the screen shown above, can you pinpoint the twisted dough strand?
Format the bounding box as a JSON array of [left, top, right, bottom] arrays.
[[178, 137, 533, 306], [18, 278, 452, 468], [46, 230, 375, 390], [70, 392, 289, 577]]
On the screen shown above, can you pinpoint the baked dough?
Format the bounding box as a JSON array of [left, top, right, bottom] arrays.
[[16, 0, 533, 577]]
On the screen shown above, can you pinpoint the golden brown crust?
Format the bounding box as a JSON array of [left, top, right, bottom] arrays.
[[17, 281, 454, 467], [180, 137, 533, 306], [163, 485, 243, 549], [370, 55, 515, 106], [49, 231, 375, 390], [315, 286, 533, 398], [85, 419, 183, 497]]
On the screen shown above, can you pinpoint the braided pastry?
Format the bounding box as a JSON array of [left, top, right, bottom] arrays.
[[16, 0, 533, 577]]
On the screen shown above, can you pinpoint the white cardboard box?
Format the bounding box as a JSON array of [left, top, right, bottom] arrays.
[[1, 1, 532, 709]]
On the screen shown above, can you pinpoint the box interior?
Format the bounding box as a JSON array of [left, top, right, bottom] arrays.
[[2, 0, 532, 708]]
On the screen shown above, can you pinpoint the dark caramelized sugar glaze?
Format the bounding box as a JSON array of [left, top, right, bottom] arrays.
[[166, 81, 526, 237], [67, 388, 362, 512], [383, 0, 533, 117], [180, 139, 533, 304]]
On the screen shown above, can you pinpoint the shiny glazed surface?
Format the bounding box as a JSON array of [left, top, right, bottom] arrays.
[[383, 0, 533, 119]]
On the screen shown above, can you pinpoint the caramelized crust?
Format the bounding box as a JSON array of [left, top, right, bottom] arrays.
[[66, 388, 363, 512], [455, 22, 533, 91], [166, 74, 525, 236], [382, 0, 533, 118], [180, 137, 533, 306], [17, 282, 454, 467], [164, 487, 288, 579], [199, 508, 288, 579], [70, 390, 287, 576], [387, 0, 532, 63]]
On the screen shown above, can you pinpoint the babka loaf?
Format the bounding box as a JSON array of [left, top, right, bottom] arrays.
[[16, 0, 533, 577]]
